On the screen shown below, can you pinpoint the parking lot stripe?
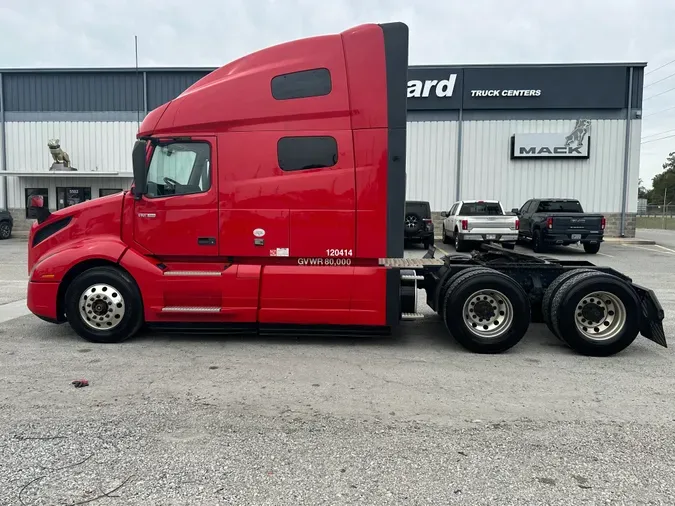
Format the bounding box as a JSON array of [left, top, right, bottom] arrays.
[[0, 299, 31, 324], [626, 244, 675, 256], [655, 244, 675, 254]]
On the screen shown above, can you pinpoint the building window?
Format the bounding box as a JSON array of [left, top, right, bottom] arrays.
[[99, 189, 123, 198], [277, 136, 338, 171], [56, 187, 92, 210], [271, 68, 332, 100], [146, 142, 211, 198], [25, 188, 49, 219]]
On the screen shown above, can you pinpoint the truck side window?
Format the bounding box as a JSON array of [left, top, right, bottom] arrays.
[[277, 136, 338, 171], [146, 142, 211, 198], [271, 68, 332, 100]]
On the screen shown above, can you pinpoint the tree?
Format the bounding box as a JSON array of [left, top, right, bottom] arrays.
[[650, 151, 675, 204], [638, 178, 649, 199]]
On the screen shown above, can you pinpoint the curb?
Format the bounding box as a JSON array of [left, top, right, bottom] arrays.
[[602, 238, 656, 245]]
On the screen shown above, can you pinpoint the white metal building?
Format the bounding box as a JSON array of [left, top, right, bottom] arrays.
[[0, 63, 645, 236]]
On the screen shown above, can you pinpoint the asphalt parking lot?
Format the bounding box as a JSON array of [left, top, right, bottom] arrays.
[[1, 237, 675, 505]]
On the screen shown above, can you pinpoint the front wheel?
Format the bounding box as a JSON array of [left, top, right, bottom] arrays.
[[442, 268, 531, 353], [64, 266, 144, 343], [442, 226, 450, 244]]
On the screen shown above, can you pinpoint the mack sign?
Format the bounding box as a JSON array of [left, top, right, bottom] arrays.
[[510, 120, 591, 159]]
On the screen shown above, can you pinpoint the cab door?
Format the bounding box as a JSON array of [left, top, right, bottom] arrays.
[[133, 137, 219, 258]]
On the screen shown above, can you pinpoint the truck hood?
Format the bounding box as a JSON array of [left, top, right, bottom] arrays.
[[28, 191, 126, 275]]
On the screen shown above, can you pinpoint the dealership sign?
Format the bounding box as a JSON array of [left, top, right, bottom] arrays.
[[407, 74, 458, 98], [510, 119, 592, 159], [405, 65, 634, 111]]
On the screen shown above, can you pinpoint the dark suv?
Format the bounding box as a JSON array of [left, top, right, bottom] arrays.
[[0, 210, 13, 240], [404, 200, 434, 249]]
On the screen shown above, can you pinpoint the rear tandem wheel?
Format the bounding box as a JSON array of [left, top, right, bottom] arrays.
[[439, 267, 531, 354], [548, 271, 641, 356]]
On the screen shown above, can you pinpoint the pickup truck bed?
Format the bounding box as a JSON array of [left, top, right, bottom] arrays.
[[515, 199, 605, 254]]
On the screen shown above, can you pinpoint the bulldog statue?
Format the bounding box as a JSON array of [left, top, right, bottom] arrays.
[[48, 139, 76, 171]]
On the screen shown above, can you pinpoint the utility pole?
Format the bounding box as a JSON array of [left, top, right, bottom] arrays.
[[663, 187, 668, 230]]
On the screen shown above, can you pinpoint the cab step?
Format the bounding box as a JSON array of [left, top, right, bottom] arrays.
[[401, 312, 425, 320]]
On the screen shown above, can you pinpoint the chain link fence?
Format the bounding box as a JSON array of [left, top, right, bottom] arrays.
[[637, 203, 674, 230]]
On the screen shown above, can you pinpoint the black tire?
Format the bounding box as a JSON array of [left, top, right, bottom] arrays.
[[423, 236, 434, 249], [532, 230, 546, 253], [502, 242, 515, 250], [0, 220, 11, 240], [583, 242, 601, 254], [442, 225, 450, 244], [442, 268, 531, 353], [550, 271, 641, 356], [64, 266, 144, 343], [454, 229, 469, 252], [437, 267, 493, 321], [541, 268, 595, 339]]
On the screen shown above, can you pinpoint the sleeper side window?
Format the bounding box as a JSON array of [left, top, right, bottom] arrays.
[[271, 68, 332, 100], [146, 142, 211, 198], [277, 136, 338, 171]]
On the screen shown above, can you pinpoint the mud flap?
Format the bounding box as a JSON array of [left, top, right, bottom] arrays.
[[633, 283, 667, 347], [422, 245, 436, 259]]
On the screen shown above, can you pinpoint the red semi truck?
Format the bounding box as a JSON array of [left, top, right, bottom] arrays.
[[25, 22, 666, 356]]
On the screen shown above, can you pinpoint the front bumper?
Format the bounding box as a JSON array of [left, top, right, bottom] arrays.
[[27, 281, 60, 321], [459, 232, 518, 242]]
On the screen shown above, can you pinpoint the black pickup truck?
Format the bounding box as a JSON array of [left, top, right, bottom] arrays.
[[512, 199, 605, 254]]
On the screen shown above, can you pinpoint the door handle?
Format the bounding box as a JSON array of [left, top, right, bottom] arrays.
[[198, 237, 216, 246]]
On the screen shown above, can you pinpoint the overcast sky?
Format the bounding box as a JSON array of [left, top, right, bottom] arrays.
[[1, 0, 674, 186]]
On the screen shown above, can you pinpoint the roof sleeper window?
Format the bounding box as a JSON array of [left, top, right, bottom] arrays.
[[271, 68, 332, 100], [277, 136, 338, 171]]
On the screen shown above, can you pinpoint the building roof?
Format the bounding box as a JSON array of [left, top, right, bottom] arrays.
[[0, 61, 648, 73]]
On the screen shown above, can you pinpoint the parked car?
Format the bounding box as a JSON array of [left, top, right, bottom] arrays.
[[513, 198, 605, 254], [441, 200, 518, 252], [0, 210, 13, 240], [404, 200, 434, 249]]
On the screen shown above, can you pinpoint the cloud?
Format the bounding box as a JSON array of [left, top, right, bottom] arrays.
[[0, 0, 674, 184]]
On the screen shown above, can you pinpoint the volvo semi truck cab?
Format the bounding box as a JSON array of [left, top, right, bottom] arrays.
[[25, 22, 666, 357]]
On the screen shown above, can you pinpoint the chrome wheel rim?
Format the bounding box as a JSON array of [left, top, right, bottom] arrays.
[[574, 291, 626, 341], [455, 233, 459, 248], [462, 289, 514, 339], [79, 283, 125, 330], [0, 223, 9, 238]]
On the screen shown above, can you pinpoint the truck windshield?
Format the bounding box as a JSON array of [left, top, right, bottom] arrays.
[[459, 202, 503, 216], [537, 200, 583, 213]]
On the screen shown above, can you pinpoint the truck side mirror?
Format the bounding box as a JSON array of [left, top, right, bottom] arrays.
[[440, 211, 448, 218], [131, 140, 149, 199], [511, 208, 520, 214], [28, 195, 51, 224]]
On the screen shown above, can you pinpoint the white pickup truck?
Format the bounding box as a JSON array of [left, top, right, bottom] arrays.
[[440, 200, 519, 252]]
